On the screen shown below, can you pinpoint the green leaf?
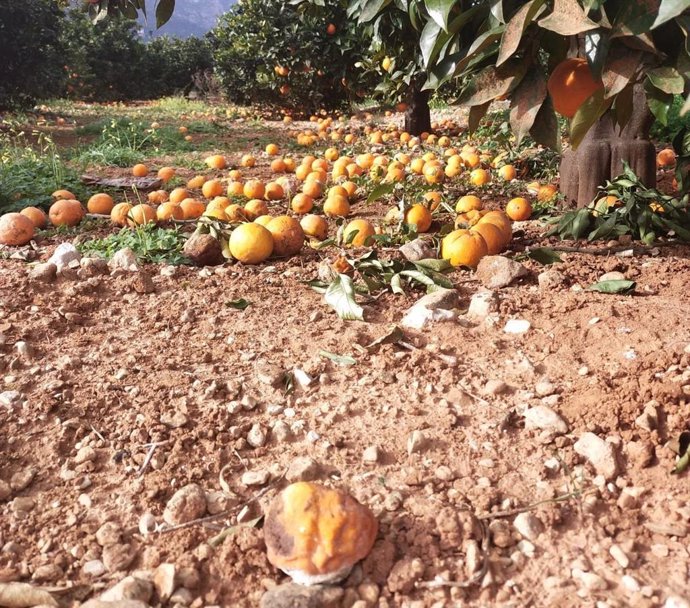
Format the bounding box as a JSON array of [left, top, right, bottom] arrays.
[[601, 45, 641, 98], [155, 0, 175, 28], [648, 67, 685, 95], [319, 350, 357, 366], [424, 0, 455, 31], [457, 59, 527, 107], [496, 0, 547, 66], [366, 182, 395, 204], [526, 247, 562, 265], [226, 298, 251, 310], [570, 88, 613, 150], [652, 0, 690, 29], [359, 0, 391, 22], [412, 258, 451, 272], [469, 102, 491, 133], [645, 80, 674, 125], [586, 279, 636, 294], [538, 0, 599, 35], [324, 274, 364, 321], [529, 95, 561, 151], [671, 431, 690, 474]]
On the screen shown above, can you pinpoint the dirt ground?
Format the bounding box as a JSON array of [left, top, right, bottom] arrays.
[[1, 108, 689, 608]]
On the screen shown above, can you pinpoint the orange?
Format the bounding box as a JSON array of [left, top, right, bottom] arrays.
[[147, 190, 169, 205], [455, 209, 487, 228], [537, 184, 558, 202], [266, 215, 305, 257], [111, 202, 133, 226], [477, 211, 513, 243], [265, 182, 285, 201], [300, 214, 328, 240], [469, 169, 490, 186], [225, 203, 247, 222], [244, 180, 265, 200], [471, 222, 507, 255], [170, 187, 191, 205], [404, 204, 432, 233], [323, 195, 350, 217], [327, 23, 336, 35], [505, 197, 533, 221], [207, 197, 231, 215], [244, 199, 269, 220], [547, 58, 603, 118], [461, 152, 481, 169], [227, 181, 244, 197], [203, 206, 228, 221], [205, 154, 227, 170], [128, 204, 156, 226], [157, 166, 176, 182], [302, 180, 324, 199], [271, 158, 287, 173], [187, 175, 207, 189], [180, 198, 206, 220], [202, 179, 224, 199], [254, 214, 273, 226], [49, 199, 84, 227], [241, 154, 256, 168], [132, 164, 149, 177], [324, 147, 339, 162], [657, 148, 676, 168], [327, 185, 348, 200], [229, 223, 274, 264], [266, 143, 280, 156], [284, 158, 296, 172], [423, 191, 443, 212], [291, 193, 314, 214], [423, 164, 445, 185], [455, 195, 483, 214], [441, 229, 488, 268], [0, 213, 34, 246], [157, 202, 184, 221], [52, 189, 75, 201], [498, 165, 517, 181], [87, 193, 114, 215], [19, 207, 47, 229], [341, 181, 358, 199], [229, 169, 242, 181], [343, 219, 375, 247]]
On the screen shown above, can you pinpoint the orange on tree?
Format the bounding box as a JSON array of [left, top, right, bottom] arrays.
[[327, 23, 336, 35], [19, 207, 47, 229], [87, 193, 114, 215], [128, 204, 157, 226], [547, 57, 604, 118], [244, 180, 266, 200], [111, 202, 133, 226], [455, 195, 483, 214], [343, 219, 375, 247], [323, 195, 350, 217], [300, 214, 328, 240], [266, 215, 305, 257], [441, 229, 488, 268], [404, 204, 432, 233], [180, 198, 206, 220], [170, 187, 191, 205], [49, 199, 84, 227], [0, 213, 35, 246], [656, 148, 676, 168], [229, 222, 274, 264], [132, 164, 149, 177], [244, 199, 269, 220], [157, 202, 184, 221]]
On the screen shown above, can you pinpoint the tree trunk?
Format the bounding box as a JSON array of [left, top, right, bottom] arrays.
[[560, 84, 656, 208], [404, 83, 431, 136]]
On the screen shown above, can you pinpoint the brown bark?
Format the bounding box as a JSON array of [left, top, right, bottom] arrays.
[[404, 83, 431, 136], [560, 84, 656, 208]]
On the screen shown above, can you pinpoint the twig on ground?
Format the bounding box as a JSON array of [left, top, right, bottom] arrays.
[[478, 488, 594, 521]]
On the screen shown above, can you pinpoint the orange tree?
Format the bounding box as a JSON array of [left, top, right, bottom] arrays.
[[78, 0, 176, 28], [346, 0, 690, 205]]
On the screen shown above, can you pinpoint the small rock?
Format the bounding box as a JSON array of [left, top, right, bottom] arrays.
[[32, 563, 63, 582], [387, 557, 425, 594], [504, 319, 531, 334], [634, 401, 659, 431], [246, 423, 267, 448], [160, 410, 188, 428], [82, 560, 106, 577], [513, 513, 544, 541], [0, 391, 23, 409], [538, 269, 566, 291], [138, 513, 156, 535], [80, 257, 109, 276], [399, 238, 436, 262], [466, 289, 498, 321], [476, 256, 528, 289], [11, 496, 35, 513], [75, 446, 97, 464], [292, 368, 313, 391], [535, 379, 556, 396], [643, 521, 688, 537], [10, 468, 35, 491], [82, 601, 149, 608], [401, 289, 459, 330], [153, 563, 177, 602], [109, 248, 139, 272], [599, 271, 626, 282], [48, 242, 81, 270], [100, 577, 153, 603], [256, 363, 285, 387], [183, 233, 223, 266], [484, 380, 508, 396], [0, 480, 11, 501], [169, 588, 193, 605], [407, 430, 428, 455], [523, 406, 569, 435], [573, 569, 608, 591], [574, 433, 620, 480], [362, 446, 379, 464], [163, 484, 207, 526], [260, 583, 344, 608], [133, 271, 155, 294], [30, 262, 58, 282], [665, 597, 690, 608], [272, 421, 291, 443], [102, 543, 135, 572], [489, 520, 515, 548], [609, 544, 629, 568], [286, 457, 322, 482], [96, 522, 122, 546], [241, 470, 270, 486], [159, 265, 177, 277], [13, 341, 33, 360], [625, 440, 655, 469]]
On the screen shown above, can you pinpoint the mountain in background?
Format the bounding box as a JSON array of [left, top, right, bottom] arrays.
[[139, 0, 236, 39]]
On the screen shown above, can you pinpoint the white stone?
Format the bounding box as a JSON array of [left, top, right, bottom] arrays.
[[466, 290, 498, 321], [504, 319, 531, 334], [513, 512, 544, 541], [574, 432, 620, 480], [524, 406, 569, 435], [48, 242, 81, 270]]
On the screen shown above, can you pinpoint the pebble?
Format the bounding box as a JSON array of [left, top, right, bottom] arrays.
[[153, 563, 177, 602], [572, 568, 608, 591], [246, 424, 267, 448], [163, 484, 207, 526], [100, 576, 153, 603], [139, 513, 156, 536], [11, 496, 35, 513], [271, 421, 291, 443], [599, 271, 626, 282], [241, 470, 270, 486], [83, 560, 107, 577], [260, 583, 344, 608], [535, 379, 556, 396], [621, 575, 640, 593], [401, 290, 458, 329], [32, 563, 63, 582], [609, 544, 629, 568], [0, 480, 10, 501], [466, 290, 498, 321], [362, 445, 379, 464], [30, 262, 58, 282], [10, 468, 35, 491], [489, 520, 515, 548], [574, 432, 620, 480], [285, 457, 321, 482], [399, 238, 436, 262], [513, 512, 544, 541], [0, 391, 23, 408], [75, 446, 97, 464], [476, 256, 528, 289], [523, 405, 569, 435], [484, 380, 508, 395], [170, 588, 193, 605], [96, 522, 122, 547], [504, 319, 531, 334], [109, 248, 139, 272], [387, 557, 426, 594], [407, 430, 428, 455], [538, 269, 567, 291], [634, 401, 659, 431], [102, 543, 135, 572]]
